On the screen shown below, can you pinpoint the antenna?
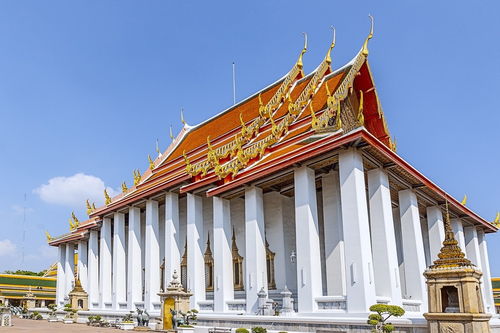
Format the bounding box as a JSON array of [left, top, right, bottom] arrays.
[[232, 62, 236, 105], [22, 193, 26, 266]]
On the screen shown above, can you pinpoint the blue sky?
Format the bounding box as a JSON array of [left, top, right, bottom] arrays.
[[0, 1, 499, 275]]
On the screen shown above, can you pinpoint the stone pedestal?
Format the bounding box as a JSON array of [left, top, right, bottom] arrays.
[[0, 307, 11, 327], [158, 270, 192, 330], [22, 288, 36, 309], [280, 286, 295, 316]]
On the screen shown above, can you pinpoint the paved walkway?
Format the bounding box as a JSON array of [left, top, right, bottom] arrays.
[[0, 317, 118, 332]]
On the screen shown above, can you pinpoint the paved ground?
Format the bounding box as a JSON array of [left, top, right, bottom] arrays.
[[0, 317, 118, 332]]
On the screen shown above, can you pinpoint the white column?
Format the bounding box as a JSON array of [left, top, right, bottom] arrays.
[[322, 171, 346, 297], [187, 193, 205, 309], [294, 167, 323, 313], [464, 225, 487, 313], [398, 189, 427, 309], [264, 192, 287, 290], [478, 229, 496, 314], [213, 196, 234, 312], [127, 206, 142, 309], [165, 192, 180, 286], [367, 168, 402, 305], [339, 149, 376, 312], [113, 212, 126, 309], [56, 244, 66, 307], [77, 240, 88, 291], [88, 230, 99, 308], [99, 217, 112, 308], [245, 186, 267, 313], [145, 200, 161, 311], [451, 219, 467, 256], [426, 206, 445, 262], [65, 243, 75, 297]]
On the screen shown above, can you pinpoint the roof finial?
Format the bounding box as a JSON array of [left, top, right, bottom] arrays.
[[156, 139, 162, 158], [169, 125, 174, 141], [180, 108, 186, 126], [361, 14, 374, 57], [493, 212, 500, 227], [297, 32, 308, 68], [325, 26, 336, 64], [461, 194, 467, 205]]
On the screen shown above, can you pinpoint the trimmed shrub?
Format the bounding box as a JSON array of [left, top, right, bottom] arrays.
[[236, 328, 249, 333]]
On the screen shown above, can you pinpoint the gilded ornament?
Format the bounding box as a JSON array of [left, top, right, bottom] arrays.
[[361, 14, 374, 57], [121, 182, 128, 193], [148, 154, 155, 170], [493, 212, 500, 227], [170, 126, 174, 140], [461, 194, 467, 205], [133, 169, 141, 186], [45, 231, 52, 242], [92, 203, 96, 210], [357, 90, 365, 126], [104, 189, 111, 205], [86, 199, 93, 215], [180, 108, 186, 126]]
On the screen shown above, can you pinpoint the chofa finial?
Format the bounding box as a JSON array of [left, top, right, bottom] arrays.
[[461, 194, 467, 205], [104, 189, 111, 205], [180, 108, 186, 126], [361, 14, 374, 56], [169, 125, 174, 140], [325, 26, 336, 64], [297, 32, 308, 68]]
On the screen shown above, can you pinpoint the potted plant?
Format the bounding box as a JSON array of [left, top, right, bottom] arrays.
[[47, 304, 58, 322], [177, 309, 198, 333], [63, 304, 76, 324], [120, 312, 135, 330]]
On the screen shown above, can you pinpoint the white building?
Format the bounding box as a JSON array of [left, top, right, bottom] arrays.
[[48, 25, 498, 332]]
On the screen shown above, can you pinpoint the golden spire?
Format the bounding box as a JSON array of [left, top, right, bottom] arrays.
[[104, 189, 111, 205], [430, 200, 472, 269], [361, 14, 374, 57], [296, 32, 308, 68], [148, 154, 155, 170], [357, 90, 365, 125], [121, 182, 128, 193], [325, 26, 336, 64], [92, 203, 96, 210], [86, 199, 93, 215], [461, 194, 467, 205], [45, 231, 52, 242], [133, 169, 141, 186], [69, 212, 79, 231]]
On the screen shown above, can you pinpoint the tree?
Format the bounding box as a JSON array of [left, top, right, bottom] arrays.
[[367, 304, 405, 332], [3, 270, 46, 276]]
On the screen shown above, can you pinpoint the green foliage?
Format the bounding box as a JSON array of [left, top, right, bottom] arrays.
[[367, 304, 405, 333], [3, 270, 45, 276], [278, 331, 288, 333], [236, 328, 249, 333], [36, 314, 43, 320], [179, 324, 194, 328], [122, 312, 134, 323], [252, 327, 267, 333]]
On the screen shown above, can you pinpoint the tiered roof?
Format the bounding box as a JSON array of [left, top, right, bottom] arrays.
[[48, 17, 497, 246]]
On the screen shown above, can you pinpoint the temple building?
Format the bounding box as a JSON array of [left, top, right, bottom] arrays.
[[47, 19, 498, 331]]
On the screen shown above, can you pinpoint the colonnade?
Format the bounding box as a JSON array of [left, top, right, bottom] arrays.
[[55, 149, 496, 315]]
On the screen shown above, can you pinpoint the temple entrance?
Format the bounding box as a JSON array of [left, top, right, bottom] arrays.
[[162, 297, 175, 330]]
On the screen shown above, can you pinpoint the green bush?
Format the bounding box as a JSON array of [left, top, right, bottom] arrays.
[[179, 324, 194, 328], [36, 314, 43, 320], [252, 327, 267, 333], [367, 304, 405, 332], [278, 331, 288, 333], [236, 328, 249, 333]]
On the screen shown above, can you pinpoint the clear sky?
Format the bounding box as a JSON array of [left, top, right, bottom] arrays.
[[0, 1, 499, 275]]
